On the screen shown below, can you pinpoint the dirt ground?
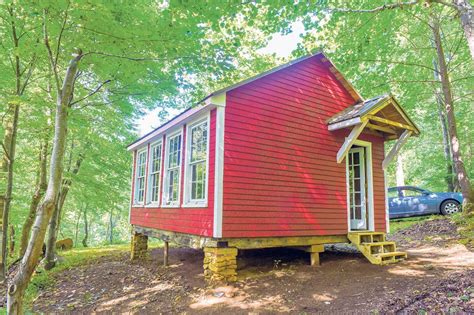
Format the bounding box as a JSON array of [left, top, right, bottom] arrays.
[[30, 218, 474, 314]]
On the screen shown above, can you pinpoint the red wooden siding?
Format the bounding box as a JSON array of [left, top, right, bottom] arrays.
[[222, 55, 387, 238], [130, 109, 216, 236]]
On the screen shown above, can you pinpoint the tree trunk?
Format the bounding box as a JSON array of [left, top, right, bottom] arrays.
[[109, 208, 114, 244], [396, 154, 405, 187], [44, 203, 60, 270], [82, 206, 88, 248], [74, 210, 81, 247], [431, 17, 474, 214], [0, 102, 19, 280], [432, 60, 456, 192], [44, 153, 84, 269], [19, 142, 48, 258], [9, 224, 15, 258], [452, 0, 474, 60], [7, 47, 83, 314]]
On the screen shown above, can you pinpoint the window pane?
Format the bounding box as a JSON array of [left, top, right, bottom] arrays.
[[188, 121, 208, 202]]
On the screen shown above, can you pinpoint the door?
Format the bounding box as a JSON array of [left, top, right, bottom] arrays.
[[348, 147, 367, 230]]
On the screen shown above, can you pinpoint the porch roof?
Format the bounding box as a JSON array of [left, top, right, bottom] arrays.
[[327, 94, 420, 140], [327, 94, 420, 168]]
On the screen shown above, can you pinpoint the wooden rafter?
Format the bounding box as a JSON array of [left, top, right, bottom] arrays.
[[367, 115, 416, 132], [366, 123, 397, 135], [382, 130, 412, 169], [336, 120, 368, 163]]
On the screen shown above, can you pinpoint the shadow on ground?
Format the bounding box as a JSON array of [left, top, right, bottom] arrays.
[[32, 219, 473, 314]]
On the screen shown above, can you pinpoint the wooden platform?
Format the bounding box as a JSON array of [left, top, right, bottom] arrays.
[[133, 225, 348, 250]]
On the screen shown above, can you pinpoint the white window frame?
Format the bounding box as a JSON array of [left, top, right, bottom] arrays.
[[146, 140, 163, 206], [161, 128, 183, 208], [345, 139, 374, 232], [183, 115, 210, 207], [133, 147, 148, 206]]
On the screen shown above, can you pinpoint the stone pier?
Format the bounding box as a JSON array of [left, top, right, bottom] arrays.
[[130, 232, 148, 260], [203, 247, 238, 283]]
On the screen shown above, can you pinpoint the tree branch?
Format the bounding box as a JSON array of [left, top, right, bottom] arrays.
[[83, 51, 191, 62], [0, 142, 11, 163], [43, 8, 61, 93], [55, 0, 70, 67], [349, 58, 436, 71], [70, 79, 112, 106], [329, 1, 420, 13]]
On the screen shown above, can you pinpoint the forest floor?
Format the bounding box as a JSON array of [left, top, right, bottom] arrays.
[[6, 215, 474, 314]]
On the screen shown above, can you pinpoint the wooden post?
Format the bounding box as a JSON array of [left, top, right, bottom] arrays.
[[310, 252, 320, 266], [307, 244, 324, 267], [163, 241, 169, 266]]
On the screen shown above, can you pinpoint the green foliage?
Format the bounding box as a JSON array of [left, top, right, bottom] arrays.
[[291, 1, 473, 192], [0, 1, 294, 249]]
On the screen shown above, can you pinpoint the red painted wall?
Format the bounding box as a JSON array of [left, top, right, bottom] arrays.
[[221, 55, 387, 238], [130, 109, 216, 236]]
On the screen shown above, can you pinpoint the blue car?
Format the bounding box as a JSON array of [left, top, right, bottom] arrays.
[[388, 186, 463, 219]]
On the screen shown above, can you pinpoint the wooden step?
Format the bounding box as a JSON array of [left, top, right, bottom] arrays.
[[347, 232, 386, 245], [374, 251, 407, 265], [373, 251, 407, 259], [348, 232, 407, 265], [361, 241, 397, 255]]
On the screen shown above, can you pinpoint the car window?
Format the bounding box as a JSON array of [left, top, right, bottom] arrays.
[[401, 188, 424, 197], [388, 189, 399, 198]]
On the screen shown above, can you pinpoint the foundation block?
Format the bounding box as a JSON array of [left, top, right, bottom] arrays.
[[203, 247, 238, 283], [131, 232, 148, 260]]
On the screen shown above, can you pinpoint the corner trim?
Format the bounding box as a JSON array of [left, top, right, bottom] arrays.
[[213, 94, 226, 238]]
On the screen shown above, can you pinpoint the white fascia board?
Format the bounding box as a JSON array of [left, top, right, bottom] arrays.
[[128, 103, 213, 152], [328, 117, 362, 131]]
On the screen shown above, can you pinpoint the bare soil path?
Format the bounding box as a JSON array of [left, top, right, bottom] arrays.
[[32, 218, 474, 314]]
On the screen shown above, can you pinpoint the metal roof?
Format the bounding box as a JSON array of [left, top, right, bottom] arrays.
[[327, 94, 389, 125]]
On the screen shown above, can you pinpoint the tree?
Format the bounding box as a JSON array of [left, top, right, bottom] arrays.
[[329, 0, 474, 61], [430, 13, 473, 213], [4, 1, 297, 310], [0, 4, 39, 280], [293, 1, 473, 210]]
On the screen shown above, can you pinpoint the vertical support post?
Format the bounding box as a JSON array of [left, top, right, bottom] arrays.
[[307, 244, 324, 267], [203, 247, 238, 283], [310, 252, 320, 266], [163, 241, 169, 266], [130, 231, 148, 260]]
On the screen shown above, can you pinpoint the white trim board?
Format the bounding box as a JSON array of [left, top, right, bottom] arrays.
[[182, 113, 211, 207], [346, 140, 375, 232], [161, 128, 184, 208], [128, 94, 225, 152], [213, 101, 226, 238]]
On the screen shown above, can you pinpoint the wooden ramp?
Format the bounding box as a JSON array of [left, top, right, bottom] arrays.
[[348, 232, 407, 265]]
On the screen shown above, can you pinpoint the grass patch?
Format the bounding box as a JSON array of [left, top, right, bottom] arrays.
[[390, 215, 443, 234], [451, 213, 474, 247], [5, 241, 162, 313]]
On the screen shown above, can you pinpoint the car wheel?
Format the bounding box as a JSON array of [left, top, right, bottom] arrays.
[[440, 200, 461, 215]]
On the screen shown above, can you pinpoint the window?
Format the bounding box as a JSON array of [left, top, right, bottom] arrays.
[[147, 141, 162, 204], [134, 148, 147, 204], [185, 119, 209, 205], [401, 188, 424, 197], [162, 132, 182, 206], [388, 189, 400, 199]]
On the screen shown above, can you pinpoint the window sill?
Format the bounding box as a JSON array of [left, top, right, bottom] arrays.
[[161, 204, 180, 208], [182, 202, 208, 208], [132, 203, 145, 208], [145, 203, 160, 208]]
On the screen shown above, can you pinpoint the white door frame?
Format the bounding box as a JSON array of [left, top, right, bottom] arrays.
[[346, 140, 375, 232]]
